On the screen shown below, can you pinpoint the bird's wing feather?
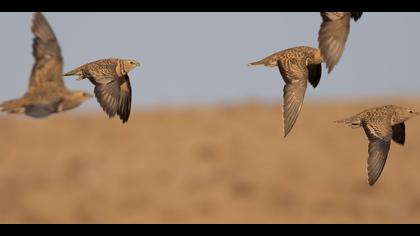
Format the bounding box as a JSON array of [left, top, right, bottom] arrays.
[[277, 60, 308, 137], [94, 79, 121, 119], [29, 12, 64, 90], [362, 120, 392, 186], [318, 13, 351, 73], [391, 122, 405, 145], [118, 75, 132, 123], [307, 63, 322, 88]]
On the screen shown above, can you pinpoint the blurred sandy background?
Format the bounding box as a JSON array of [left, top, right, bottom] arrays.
[[1, 99, 420, 223]]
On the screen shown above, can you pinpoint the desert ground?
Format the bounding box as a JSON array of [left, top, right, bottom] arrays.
[[1, 99, 420, 223]]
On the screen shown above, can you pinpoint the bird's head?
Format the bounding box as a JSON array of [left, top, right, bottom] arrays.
[[59, 91, 93, 112], [74, 91, 94, 101], [393, 106, 420, 123], [122, 59, 141, 73]]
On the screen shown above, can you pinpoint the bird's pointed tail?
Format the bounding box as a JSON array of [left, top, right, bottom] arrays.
[[247, 57, 269, 67], [63, 68, 82, 76], [0, 98, 25, 114], [334, 115, 362, 128]]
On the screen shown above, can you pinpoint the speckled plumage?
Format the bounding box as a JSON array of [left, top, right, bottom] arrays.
[[0, 12, 92, 118], [335, 105, 419, 186], [248, 46, 323, 137], [318, 12, 362, 73], [64, 58, 140, 123]]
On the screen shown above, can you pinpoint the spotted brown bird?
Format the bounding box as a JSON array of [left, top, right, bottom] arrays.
[[318, 12, 363, 73], [0, 12, 92, 118], [335, 105, 419, 186], [64, 58, 140, 123], [248, 46, 323, 137]]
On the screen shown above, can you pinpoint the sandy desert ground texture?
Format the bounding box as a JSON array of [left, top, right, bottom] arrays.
[[1, 99, 420, 223]]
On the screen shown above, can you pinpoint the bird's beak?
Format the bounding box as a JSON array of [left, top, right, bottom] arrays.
[[87, 93, 94, 98], [136, 61, 141, 67], [415, 111, 420, 116]]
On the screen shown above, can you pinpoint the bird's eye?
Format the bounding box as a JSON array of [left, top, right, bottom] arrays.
[[130, 61, 135, 64], [409, 110, 414, 113]]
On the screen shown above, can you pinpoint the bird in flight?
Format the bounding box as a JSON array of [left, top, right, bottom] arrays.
[[0, 12, 92, 118], [64, 58, 140, 123], [248, 46, 323, 137], [318, 12, 363, 73], [335, 105, 419, 186]]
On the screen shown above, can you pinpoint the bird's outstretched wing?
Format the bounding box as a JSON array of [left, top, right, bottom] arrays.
[[93, 75, 132, 123], [29, 12, 64, 90], [94, 78, 121, 119], [362, 121, 392, 186], [118, 75, 132, 123], [318, 12, 351, 73], [277, 59, 313, 137]]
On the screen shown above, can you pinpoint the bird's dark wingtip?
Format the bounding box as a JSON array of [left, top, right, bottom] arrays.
[[368, 178, 376, 187], [327, 67, 333, 74], [351, 12, 363, 22], [283, 126, 291, 138]]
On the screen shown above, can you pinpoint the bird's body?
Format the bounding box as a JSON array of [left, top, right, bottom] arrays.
[[1, 88, 90, 118], [335, 105, 419, 186], [248, 46, 323, 68], [248, 46, 323, 137], [318, 12, 362, 73], [0, 12, 92, 118], [64, 58, 140, 123]]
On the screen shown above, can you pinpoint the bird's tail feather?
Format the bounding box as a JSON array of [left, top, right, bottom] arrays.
[[334, 115, 362, 128], [63, 68, 82, 76], [0, 99, 25, 114], [247, 58, 269, 67]]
